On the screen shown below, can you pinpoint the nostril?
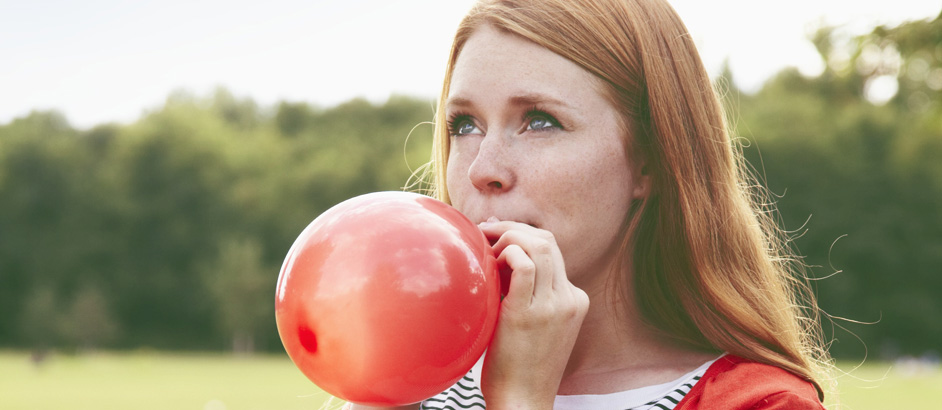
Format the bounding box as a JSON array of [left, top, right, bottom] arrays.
[[490, 181, 503, 189]]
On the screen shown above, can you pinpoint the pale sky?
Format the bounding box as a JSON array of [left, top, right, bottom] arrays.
[[1, 0, 938, 129]]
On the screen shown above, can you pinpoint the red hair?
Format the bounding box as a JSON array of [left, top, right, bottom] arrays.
[[428, 0, 832, 399]]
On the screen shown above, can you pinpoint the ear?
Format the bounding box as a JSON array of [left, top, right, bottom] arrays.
[[631, 163, 651, 200]]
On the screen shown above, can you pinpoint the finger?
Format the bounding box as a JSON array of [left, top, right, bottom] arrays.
[[478, 219, 548, 245], [477, 219, 518, 245], [498, 244, 536, 308], [480, 220, 568, 295], [531, 230, 567, 291], [494, 229, 558, 297]]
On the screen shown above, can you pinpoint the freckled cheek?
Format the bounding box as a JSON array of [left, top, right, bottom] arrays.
[[544, 160, 607, 198], [445, 152, 471, 204], [552, 152, 633, 223]]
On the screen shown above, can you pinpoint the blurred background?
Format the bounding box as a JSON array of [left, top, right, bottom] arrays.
[[1, 0, 940, 408]]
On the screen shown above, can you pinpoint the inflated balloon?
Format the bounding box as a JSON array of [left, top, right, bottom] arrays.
[[275, 191, 500, 406]]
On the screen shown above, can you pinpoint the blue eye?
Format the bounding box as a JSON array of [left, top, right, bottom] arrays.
[[447, 114, 481, 136], [525, 110, 561, 131], [457, 120, 477, 134], [528, 116, 553, 130]]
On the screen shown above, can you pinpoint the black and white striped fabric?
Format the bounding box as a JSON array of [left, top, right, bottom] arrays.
[[420, 373, 485, 410], [626, 375, 701, 410], [419, 357, 715, 410]]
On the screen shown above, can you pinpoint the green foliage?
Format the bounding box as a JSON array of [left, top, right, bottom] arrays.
[[19, 287, 59, 348], [726, 12, 942, 358], [59, 285, 120, 350], [201, 237, 274, 353], [0, 91, 433, 352]]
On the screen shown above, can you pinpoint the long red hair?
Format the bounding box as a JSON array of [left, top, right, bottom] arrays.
[[427, 0, 832, 399]]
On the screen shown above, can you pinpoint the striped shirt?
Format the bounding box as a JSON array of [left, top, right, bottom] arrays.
[[420, 356, 719, 410]]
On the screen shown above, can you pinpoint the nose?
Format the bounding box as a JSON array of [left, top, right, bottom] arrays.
[[467, 132, 513, 193]]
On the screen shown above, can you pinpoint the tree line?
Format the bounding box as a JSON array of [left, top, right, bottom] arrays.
[[1, 14, 939, 358], [0, 91, 436, 353]]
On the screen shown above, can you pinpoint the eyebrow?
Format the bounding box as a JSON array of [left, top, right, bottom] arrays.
[[445, 93, 574, 111]]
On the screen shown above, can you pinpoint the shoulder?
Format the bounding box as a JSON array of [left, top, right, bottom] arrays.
[[676, 355, 824, 410]]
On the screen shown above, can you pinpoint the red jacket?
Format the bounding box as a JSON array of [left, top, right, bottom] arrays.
[[675, 355, 825, 410]]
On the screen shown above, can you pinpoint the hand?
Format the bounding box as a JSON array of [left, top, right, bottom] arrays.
[[477, 219, 590, 409]]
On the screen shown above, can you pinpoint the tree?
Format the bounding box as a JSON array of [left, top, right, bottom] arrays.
[[735, 12, 942, 358], [59, 285, 120, 351], [19, 287, 60, 359], [202, 238, 274, 354]]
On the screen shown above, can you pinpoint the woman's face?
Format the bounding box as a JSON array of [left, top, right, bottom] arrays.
[[445, 24, 646, 285]]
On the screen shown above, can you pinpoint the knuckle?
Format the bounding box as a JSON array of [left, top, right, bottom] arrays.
[[516, 259, 536, 276], [577, 292, 590, 310], [560, 301, 582, 319], [533, 239, 554, 255], [575, 297, 590, 315], [566, 288, 590, 313]]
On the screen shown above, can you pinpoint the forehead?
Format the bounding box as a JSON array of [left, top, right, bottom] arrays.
[[448, 24, 605, 107]]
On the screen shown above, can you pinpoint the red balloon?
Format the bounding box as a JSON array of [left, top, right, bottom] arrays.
[[275, 191, 500, 406]]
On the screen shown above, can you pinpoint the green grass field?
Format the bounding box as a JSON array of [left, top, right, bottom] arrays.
[[827, 358, 941, 409], [1, 350, 938, 409], [0, 351, 338, 410]]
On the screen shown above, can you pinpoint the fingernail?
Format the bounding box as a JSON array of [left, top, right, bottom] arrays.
[[486, 216, 499, 223]]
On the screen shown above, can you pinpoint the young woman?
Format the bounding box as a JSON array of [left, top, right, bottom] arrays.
[[352, 0, 833, 408]]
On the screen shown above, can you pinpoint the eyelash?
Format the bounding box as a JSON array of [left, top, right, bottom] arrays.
[[446, 106, 563, 136], [446, 111, 474, 136]]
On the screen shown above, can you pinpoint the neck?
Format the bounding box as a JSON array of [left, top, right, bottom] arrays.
[[559, 264, 717, 395]]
